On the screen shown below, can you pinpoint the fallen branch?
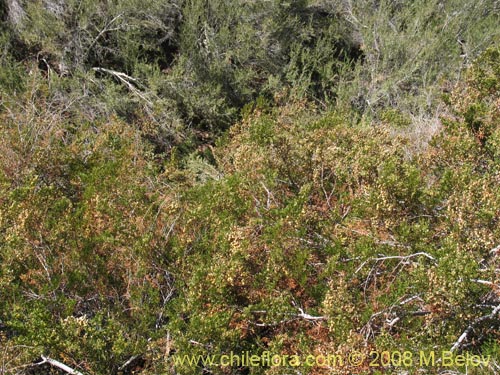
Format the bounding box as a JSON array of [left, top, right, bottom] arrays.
[[86, 14, 123, 57], [355, 252, 436, 274], [92, 67, 152, 105], [118, 355, 140, 371], [36, 356, 84, 375], [248, 318, 297, 327], [296, 307, 326, 321], [373, 252, 436, 262], [450, 303, 500, 352], [490, 244, 500, 254], [248, 307, 326, 327], [471, 279, 497, 287]]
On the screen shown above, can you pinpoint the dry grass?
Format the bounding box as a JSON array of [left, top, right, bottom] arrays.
[[389, 106, 448, 159]]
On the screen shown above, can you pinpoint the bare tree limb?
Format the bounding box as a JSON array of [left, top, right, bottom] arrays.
[[373, 252, 436, 262], [86, 14, 124, 57], [118, 355, 139, 371], [92, 67, 152, 105], [450, 303, 500, 352], [37, 356, 85, 375], [296, 307, 326, 321], [355, 252, 436, 274], [471, 279, 497, 287]]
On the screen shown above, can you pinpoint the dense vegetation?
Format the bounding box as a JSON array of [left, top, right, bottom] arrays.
[[0, 1, 499, 374]]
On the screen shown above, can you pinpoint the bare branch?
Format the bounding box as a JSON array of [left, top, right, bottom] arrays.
[[373, 252, 436, 262], [86, 14, 124, 57], [92, 67, 152, 105], [296, 307, 326, 321], [490, 244, 500, 255], [118, 355, 140, 371], [38, 356, 85, 375], [471, 279, 497, 287], [355, 252, 436, 274], [450, 304, 500, 352]]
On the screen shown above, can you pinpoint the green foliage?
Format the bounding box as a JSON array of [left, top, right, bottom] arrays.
[[0, 31, 26, 94], [17, 0, 182, 71], [333, 0, 500, 118], [1, 3, 499, 375], [162, 78, 499, 373]]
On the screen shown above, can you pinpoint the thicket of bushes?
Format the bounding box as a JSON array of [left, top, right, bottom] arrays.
[[0, 1, 499, 374]]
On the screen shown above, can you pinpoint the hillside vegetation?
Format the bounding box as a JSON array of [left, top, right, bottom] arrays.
[[0, 1, 499, 374]]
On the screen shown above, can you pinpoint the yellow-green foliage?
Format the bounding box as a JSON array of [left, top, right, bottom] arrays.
[[162, 50, 500, 372], [0, 76, 167, 373], [0, 4, 499, 375]]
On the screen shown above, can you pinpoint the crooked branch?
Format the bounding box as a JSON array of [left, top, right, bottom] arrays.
[[450, 303, 500, 352], [34, 356, 84, 375], [92, 67, 152, 105]]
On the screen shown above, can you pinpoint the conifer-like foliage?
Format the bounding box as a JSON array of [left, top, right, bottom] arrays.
[[0, 1, 499, 374]]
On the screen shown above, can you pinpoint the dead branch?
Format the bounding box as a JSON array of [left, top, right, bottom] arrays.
[[373, 252, 436, 262], [247, 307, 326, 327], [296, 307, 326, 321], [471, 279, 497, 287], [490, 244, 500, 255], [36, 356, 85, 375], [118, 355, 140, 371], [355, 251, 436, 274], [92, 67, 152, 105], [86, 14, 124, 57], [450, 303, 500, 352]]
